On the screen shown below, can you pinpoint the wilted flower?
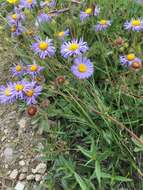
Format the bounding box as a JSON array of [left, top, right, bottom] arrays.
[[61, 39, 88, 58], [25, 29, 35, 36], [32, 36, 56, 59], [11, 64, 25, 77], [27, 64, 44, 77], [0, 83, 15, 104], [71, 56, 94, 79], [95, 19, 111, 31], [24, 81, 42, 105], [34, 76, 45, 85], [124, 18, 143, 31], [80, 5, 100, 21]]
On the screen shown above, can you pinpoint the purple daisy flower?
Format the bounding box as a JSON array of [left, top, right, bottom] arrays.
[[20, 0, 37, 9], [37, 13, 52, 24], [10, 22, 25, 36], [80, 5, 100, 21], [124, 18, 143, 31], [95, 19, 111, 31], [24, 81, 42, 105], [7, 8, 25, 25], [11, 64, 25, 77], [119, 53, 137, 66], [0, 83, 15, 104], [61, 38, 88, 58], [32, 36, 56, 59], [71, 56, 94, 79], [11, 80, 30, 99], [57, 29, 69, 40], [27, 64, 44, 77], [40, 0, 56, 8]]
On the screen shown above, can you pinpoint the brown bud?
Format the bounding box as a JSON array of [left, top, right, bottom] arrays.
[[131, 61, 142, 70], [27, 106, 38, 117], [114, 37, 124, 46], [55, 76, 65, 85]]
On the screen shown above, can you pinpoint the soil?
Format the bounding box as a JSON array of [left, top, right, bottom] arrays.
[[0, 26, 46, 190]]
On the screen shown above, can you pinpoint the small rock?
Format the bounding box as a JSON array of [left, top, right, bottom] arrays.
[[5, 164, 9, 169], [35, 174, 42, 182], [26, 174, 35, 181], [19, 160, 25, 166], [18, 118, 27, 129], [37, 143, 44, 150], [32, 163, 46, 174], [32, 168, 36, 174], [1, 136, 6, 142], [4, 129, 8, 135], [15, 182, 25, 190], [21, 167, 28, 173], [7, 170, 11, 175], [20, 155, 24, 159], [9, 169, 18, 180], [19, 173, 26, 181], [3, 147, 13, 162]]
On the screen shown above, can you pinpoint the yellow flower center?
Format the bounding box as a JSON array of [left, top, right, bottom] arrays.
[[39, 42, 48, 50], [15, 84, 24, 91], [127, 54, 135, 61], [58, 31, 64, 37], [12, 14, 17, 20], [26, 89, 34, 97], [85, 8, 92, 14], [78, 64, 87, 73], [132, 20, 141, 26], [5, 88, 11, 96], [69, 43, 79, 51], [11, 25, 16, 32], [27, 0, 33, 4], [30, 65, 38, 72], [16, 65, 22, 72], [99, 20, 107, 25], [7, 0, 18, 4]]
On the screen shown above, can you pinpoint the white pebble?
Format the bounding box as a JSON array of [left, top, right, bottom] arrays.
[[15, 182, 25, 190], [33, 163, 46, 174], [35, 174, 42, 182], [19, 173, 26, 181], [19, 160, 25, 166], [26, 174, 35, 181], [9, 169, 18, 180]]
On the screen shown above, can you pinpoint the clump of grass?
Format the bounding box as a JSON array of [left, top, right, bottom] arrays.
[[1, 0, 143, 189]]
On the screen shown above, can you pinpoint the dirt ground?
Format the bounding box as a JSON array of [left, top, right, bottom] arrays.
[[0, 27, 46, 190]]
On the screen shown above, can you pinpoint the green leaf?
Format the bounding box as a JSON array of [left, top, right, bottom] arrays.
[[95, 161, 101, 186], [113, 176, 132, 182], [74, 173, 88, 190]]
